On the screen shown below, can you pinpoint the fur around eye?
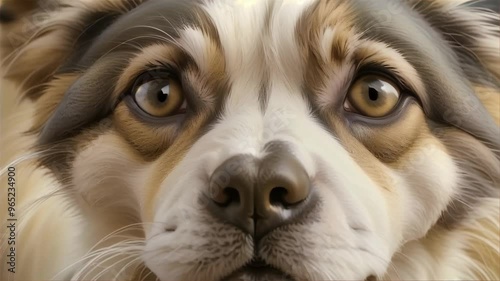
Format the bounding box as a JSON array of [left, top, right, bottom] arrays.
[[344, 75, 401, 118], [132, 71, 186, 117]]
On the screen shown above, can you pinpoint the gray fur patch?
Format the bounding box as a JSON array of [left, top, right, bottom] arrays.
[[39, 53, 130, 145]]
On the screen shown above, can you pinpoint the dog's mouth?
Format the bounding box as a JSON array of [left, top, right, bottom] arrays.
[[219, 258, 380, 281], [221, 258, 294, 281]]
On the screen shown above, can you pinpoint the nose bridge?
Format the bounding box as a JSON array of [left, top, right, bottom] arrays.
[[263, 107, 291, 139], [261, 81, 306, 143]]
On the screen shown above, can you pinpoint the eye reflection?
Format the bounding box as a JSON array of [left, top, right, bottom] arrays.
[[345, 75, 400, 118], [132, 72, 185, 117]]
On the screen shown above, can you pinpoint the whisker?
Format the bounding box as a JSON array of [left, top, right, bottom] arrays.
[[140, 269, 156, 281], [111, 256, 144, 281], [71, 240, 144, 281], [0, 151, 46, 175]]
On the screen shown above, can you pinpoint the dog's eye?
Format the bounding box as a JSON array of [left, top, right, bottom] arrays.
[[345, 75, 400, 118], [132, 71, 186, 117]]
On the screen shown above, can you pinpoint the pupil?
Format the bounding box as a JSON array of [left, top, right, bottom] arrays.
[[157, 90, 168, 103], [368, 87, 379, 101]]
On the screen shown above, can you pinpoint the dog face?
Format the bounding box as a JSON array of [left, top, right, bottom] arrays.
[[1, 0, 499, 280]]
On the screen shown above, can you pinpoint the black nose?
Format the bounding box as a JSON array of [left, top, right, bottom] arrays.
[[205, 141, 312, 238]]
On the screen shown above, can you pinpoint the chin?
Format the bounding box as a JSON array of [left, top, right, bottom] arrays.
[[0, 0, 499, 280]]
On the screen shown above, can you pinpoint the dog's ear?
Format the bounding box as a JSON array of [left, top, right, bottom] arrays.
[[0, 0, 131, 99]]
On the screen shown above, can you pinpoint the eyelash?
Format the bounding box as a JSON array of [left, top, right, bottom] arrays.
[[354, 64, 410, 92]]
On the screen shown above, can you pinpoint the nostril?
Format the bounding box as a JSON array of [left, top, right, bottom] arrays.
[[269, 187, 289, 207], [213, 187, 240, 207], [165, 226, 177, 232], [225, 187, 240, 205]]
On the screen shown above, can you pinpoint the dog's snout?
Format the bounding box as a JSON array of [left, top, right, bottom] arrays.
[[205, 142, 312, 238]]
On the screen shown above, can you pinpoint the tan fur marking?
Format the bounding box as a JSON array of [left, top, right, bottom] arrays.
[[350, 104, 427, 163], [178, 30, 226, 105], [297, 0, 356, 56], [1, 28, 73, 98], [327, 115, 396, 193], [461, 216, 500, 279], [143, 112, 210, 221], [474, 85, 500, 125], [113, 103, 179, 160], [386, 125, 448, 172], [297, 1, 357, 94]]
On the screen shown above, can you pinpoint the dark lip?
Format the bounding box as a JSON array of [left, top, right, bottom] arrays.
[[221, 259, 294, 281], [218, 259, 378, 281]]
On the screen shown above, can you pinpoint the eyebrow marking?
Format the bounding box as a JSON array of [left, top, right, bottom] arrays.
[[178, 27, 224, 78], [296, 0, 356, 61]]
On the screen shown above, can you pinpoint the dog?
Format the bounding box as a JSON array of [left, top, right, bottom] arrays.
[[0, 0, 499, 280]]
